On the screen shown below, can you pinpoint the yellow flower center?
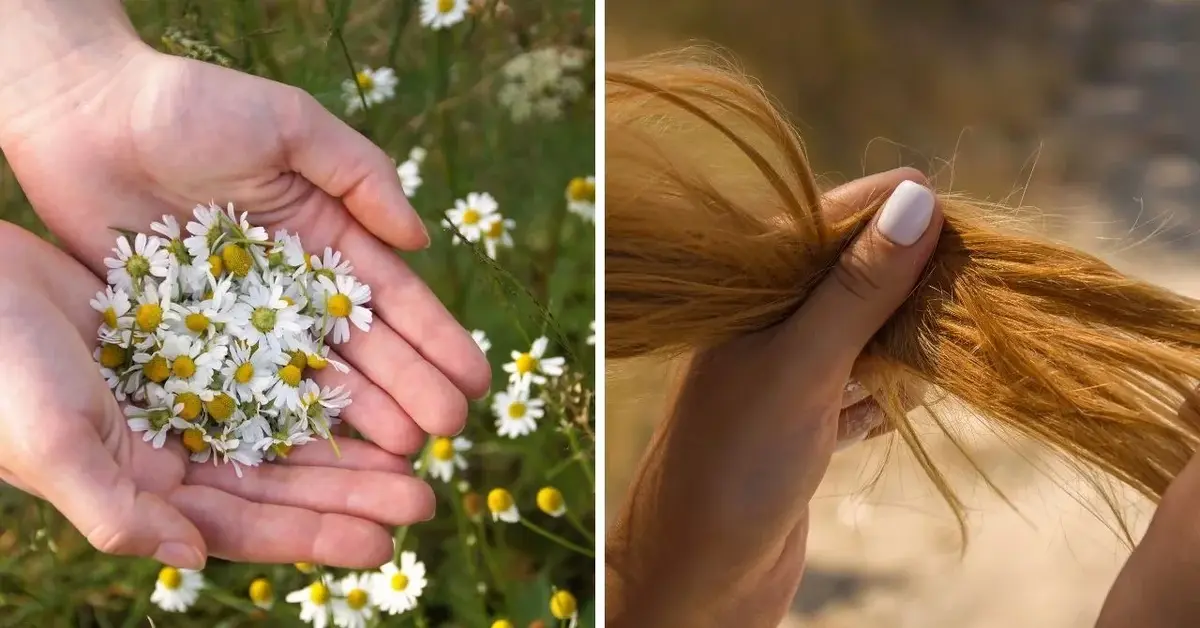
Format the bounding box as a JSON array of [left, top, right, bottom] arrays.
[[390, 573, 410, 591], [273, 443, 293, 457], [235, 362, 254, 384], [171, 355, 196, 379], [306, 353, 328, 370], [294, 562, 315, 574], [205, 393, 236, 422], [438, 0, 455, 12], [346, 588, 368, 610], [279, 365, 302, 387], [507, 402, 527, 419], [491, 621, 515, 628], [102, 307, 118, 328], [208, 254, 223, 277], [309, 582, 330, 605], [487, 488, 513, 513], [281, 296, 295, 306], [514, 353, 537, 374], [181, 428, 207, 453], [157, 566, 182, 590], [136, 303, 162, 331], [288, 350, 308, 370], [355, 71, 374, 90], [485, 219, 505, 239], [185, 312, 209, 333], [431, 437, 455, 461], [125, 254, 150, 279], [99, 344, 126, 369], [327, 293, 352, 318], [567, 177, 595, 203], [251, 307, 277, 333], [175, 392, 203, 421], [221, 244, 252, 277], [536, 487, 564, 515], [550, 590, 577, 619], [461, 208, 481, 225], [248, 578, 273, 604], [144, 355, 170, 383]]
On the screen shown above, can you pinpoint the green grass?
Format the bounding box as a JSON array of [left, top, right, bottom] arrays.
[[0, 1, 595, 626]]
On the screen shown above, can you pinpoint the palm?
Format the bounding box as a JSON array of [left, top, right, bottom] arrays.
[[0, 48, 490, 566]]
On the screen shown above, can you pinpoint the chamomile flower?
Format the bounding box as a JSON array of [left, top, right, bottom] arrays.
[[287, 576, 336, 628], [443, 192, 499, 243], [105, 233, 170, 294], [427, 436, 471, 482], [293, 336, 351, 373], [224, 203, 270, 245], [255, 419, 315, 459], [502, 336, 566, 392], [160, 332, 226, 389], [184, 202, 227, 260], [550, 589, 579, 628], [373, 552, 428, 615], [471, 329, 491, 354], [132, 278, 175, 335], [169, 277, 237, 337], [126, 404, 191, 449], [342, 66, 398, 115], [420, 0, 468, 29], [310, 247, 355, 279], [332, 573, 375, 628], [270, 230, 308, 270], [231, 278, 312, 349], [486, 488, 520, 523], [480, 214, 515, 260], [316, 275, 373, 344], [162, 378, 211, 422], [492, 387, 544, 438], [565, 176, 595, 221], [267, 362, 307, 412], [249, 577, 274, 610], [90, 286, 132, 331], [536, 486, 567, 517], [586, 320, 595, 345], [298, 381, 352, 436], [150, 566, 204, 613], [397, 147, 426, 196], [222, 341, 284, 403]]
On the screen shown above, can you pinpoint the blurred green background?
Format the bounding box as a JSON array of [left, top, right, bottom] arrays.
[[0, 1, 595, 626], [607, 1, 1200, 626]]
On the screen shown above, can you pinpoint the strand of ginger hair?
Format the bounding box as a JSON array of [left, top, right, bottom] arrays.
[[605, 50, 1200, 537]]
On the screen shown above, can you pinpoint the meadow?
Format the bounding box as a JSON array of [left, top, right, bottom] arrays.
[[0, 1, 596, 626]]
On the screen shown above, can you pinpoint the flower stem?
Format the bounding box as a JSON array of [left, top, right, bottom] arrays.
[[564, 509, 594, 544], [518, 519, 594, 558], [565, 425, 593, 488]]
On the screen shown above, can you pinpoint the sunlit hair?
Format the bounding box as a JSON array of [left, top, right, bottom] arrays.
[[606, 49, 1200, 535]]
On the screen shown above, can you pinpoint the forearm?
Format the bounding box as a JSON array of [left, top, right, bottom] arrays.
[[0, 0, 143, 129]]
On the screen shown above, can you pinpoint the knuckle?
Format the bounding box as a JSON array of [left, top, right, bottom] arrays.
[[831, 246, 882, 301]]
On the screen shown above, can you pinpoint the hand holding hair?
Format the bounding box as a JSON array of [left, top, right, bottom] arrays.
[[607, 169, 941, 627]]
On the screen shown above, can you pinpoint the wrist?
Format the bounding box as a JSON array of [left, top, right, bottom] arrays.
[[0, 0, 149, 140]]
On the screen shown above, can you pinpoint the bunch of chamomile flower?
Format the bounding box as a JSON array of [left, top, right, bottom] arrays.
[[92, 202, 372, 476]]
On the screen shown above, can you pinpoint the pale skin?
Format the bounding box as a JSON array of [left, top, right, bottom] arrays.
[[607, 168, 1200, 628], [0, 0, 489, 569]]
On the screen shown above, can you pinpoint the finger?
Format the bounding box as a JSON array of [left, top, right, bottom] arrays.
[[310, 355, 427, 455], [275, 85, 429, 250], [275, 437, 413, 473], [184, 463, 434, 526], [28, 418, 207, 569], [336, 317, 469, 437], [169, 484, 394, 568], [284, 194, 491, 397], [821, 167, 929, 225], [788, 179, 942, 371]]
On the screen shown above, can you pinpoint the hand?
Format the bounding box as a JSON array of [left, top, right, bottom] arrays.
[[0, 26, 489, 456], [1096, 395, 1200, 627], [607, 169, 941, 626], [0, 222, 438, 569]]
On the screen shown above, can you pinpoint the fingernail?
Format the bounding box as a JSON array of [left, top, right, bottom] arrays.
[[154, 542, 206, 570], [419, 220, 432, 249], [875, 180, 935, 246]]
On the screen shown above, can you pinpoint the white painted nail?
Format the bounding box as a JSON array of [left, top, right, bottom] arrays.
[[875, 180, 935, 246]]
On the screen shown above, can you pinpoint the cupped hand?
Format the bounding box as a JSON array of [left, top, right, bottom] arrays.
[[0, 222, 438, 569], [608, 168, 942, 625], [0, 43, 489, 456]]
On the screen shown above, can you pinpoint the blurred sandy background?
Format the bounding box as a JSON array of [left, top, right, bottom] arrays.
[[606, 0, 1200, 625]]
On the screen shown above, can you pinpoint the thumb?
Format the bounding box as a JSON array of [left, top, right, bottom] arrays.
[[792, 180, 941, 370], [29, 431, 207, 570], [275, 85, 430, 250]]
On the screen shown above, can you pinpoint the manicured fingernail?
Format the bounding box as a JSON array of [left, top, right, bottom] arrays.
[[875, 180, 935, 246], [155, 542, 206, 570]]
